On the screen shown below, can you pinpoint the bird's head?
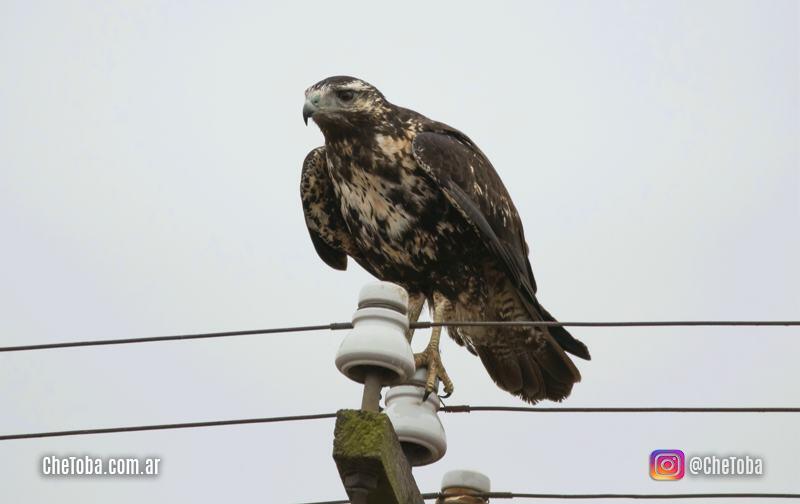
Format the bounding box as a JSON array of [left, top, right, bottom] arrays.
[[303, 76, 388, 133]]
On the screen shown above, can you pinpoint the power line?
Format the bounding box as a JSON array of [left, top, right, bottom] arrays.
[[0, 412, 336, 441], [425, 320, 800, 328], [480, 494, 800, 500], [301, 492, 800, 503], [1, 320, 797, 353], [441, 405, 800, 414], [2, 405, 797, 441], [0, 323, 353, 353]]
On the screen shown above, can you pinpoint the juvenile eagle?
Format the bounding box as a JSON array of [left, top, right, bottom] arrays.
[[301, 76, 590, 403]]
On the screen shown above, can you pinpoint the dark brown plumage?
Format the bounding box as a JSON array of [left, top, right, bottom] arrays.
[[301, 76, 589, 403]]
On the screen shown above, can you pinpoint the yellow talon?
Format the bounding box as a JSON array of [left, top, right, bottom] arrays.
[[412, 292, 454, 399]]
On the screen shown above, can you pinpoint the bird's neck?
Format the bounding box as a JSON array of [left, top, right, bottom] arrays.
[[316, 103, 397, 142], [317, 118, 381, 144]]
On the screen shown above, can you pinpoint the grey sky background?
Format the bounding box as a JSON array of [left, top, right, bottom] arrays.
[[0, 1, 798, 502]]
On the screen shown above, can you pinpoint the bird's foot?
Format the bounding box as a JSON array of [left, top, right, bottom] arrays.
[[414, 343, 454, 401]]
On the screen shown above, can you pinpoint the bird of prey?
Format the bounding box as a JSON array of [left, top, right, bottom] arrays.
[[301, 76, 590, 403]]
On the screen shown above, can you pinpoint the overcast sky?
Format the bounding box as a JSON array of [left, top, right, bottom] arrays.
[[1, 1, 798, 502]]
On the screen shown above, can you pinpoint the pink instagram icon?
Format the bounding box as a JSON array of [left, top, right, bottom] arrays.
[[650, 450, 685, 480]]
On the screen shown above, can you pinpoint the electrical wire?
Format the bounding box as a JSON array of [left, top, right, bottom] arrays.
[[3, 313, 796, 497], [0, 412, 336, 441], [441, 405, 800, 414], [2, 405, 797, 441], [299, 492, 800, 503], [1, 320, 797, 353], [472, 493, 800, 500], [0, 323, 353, 353], [424, 320, 800, 328]]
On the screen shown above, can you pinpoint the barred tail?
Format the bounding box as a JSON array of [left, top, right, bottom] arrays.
[[474, 320, 583, 403]]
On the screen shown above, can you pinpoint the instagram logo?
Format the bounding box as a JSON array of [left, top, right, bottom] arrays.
[[650, 450, 685, 480]]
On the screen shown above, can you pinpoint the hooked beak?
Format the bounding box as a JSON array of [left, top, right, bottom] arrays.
[[303, 100, 317, 126]]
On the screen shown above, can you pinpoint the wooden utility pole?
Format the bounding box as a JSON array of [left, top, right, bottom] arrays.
[[332, 409, 423, 504]]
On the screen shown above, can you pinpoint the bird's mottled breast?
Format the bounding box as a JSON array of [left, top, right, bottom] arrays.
[[323, 129, 448, 273]]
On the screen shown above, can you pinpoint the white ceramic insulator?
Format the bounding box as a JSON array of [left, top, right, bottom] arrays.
[[335, 282, 415, 385], [441, 469, 491, 493], [384, 367, 447, 466]]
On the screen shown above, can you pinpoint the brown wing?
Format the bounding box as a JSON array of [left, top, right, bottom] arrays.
[[412, 128, 589, 359], [300, 146, 357, 271], [411, 129, 538, 299]]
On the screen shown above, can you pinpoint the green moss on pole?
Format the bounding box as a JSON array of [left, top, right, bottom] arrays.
[[333, 409, 423, 504]]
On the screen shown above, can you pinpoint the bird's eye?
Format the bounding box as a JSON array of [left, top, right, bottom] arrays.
[[336, 90, 355, 102]]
